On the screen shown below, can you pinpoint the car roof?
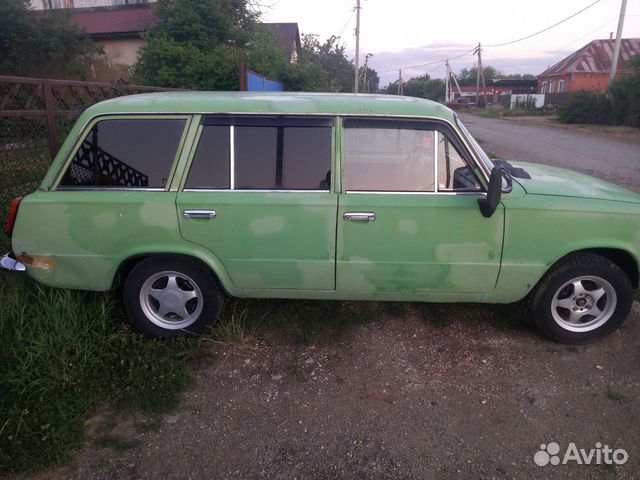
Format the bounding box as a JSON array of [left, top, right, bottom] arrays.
[[83, 91, 455, 122]]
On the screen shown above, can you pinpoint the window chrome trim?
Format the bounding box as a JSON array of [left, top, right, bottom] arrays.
[[340, 114, 490, 186], [433, 130, 439, 193], [182, 189, 331, 193], [55, 187, 166, 192], [345, 190, 484, 196], [202, 115, 334, 127], [62, 111, 491, 192], [229, 125, 235, 189]]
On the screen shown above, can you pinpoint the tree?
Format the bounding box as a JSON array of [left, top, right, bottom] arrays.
[[358, 66, 380, 93], [382, 74, 445, 101], [134, 0, 288, 90], [457, 66, 501, 86], [299, 34, 355, 92], [133, 1, 377, 93], [500, 73, 536, 80], [609, 54, 640, 127], [0, 0, 100, 78]]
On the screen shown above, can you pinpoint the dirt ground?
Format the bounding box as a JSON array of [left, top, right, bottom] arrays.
[[485, 115, 640, 144], [34, 299, 640, 480], [23, 116, 640, 480]]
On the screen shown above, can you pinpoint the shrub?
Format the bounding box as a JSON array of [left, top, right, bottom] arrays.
[[558, 55, 640, 127], [558, 92, 613, 124], [609, 56, 640, 127]]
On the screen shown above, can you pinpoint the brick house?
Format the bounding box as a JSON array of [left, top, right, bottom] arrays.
[[537, 38, 640, 94]]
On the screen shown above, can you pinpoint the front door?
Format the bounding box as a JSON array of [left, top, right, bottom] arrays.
[[337, 118, 504, 293], [177, 116, 337, 290]]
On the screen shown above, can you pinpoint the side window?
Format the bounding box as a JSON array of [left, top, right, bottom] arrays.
[[186, 119, 332, 191], [234, 126, 331, 190], [437, 132, 482, 191], [185, 126, 230, 189], [344, 127, 435, 192], [60, 118, 186, 189]]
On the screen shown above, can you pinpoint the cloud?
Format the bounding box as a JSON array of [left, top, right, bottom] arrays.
[[355, 43, 573, 88]]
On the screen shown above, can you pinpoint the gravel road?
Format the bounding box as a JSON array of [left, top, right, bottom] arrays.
[[460, 114, 640, 193]]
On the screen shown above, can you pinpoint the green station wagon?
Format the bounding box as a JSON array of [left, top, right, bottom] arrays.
[[3, 92, 639, 343]]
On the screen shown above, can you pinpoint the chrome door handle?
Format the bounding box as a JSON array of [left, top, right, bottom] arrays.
[[343, 212, 376, 222], [183, 209, 216, 219]]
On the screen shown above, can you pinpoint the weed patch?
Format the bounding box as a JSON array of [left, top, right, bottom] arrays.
[[0, 274, 201, 474]]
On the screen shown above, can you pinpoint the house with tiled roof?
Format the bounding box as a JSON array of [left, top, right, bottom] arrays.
[[31, 1, 301, 83], [263, 23, 301, 64], [537, 38, 640, 94]]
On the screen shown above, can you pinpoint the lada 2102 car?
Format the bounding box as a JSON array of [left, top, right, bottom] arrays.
[[3, 92, 639, 343]]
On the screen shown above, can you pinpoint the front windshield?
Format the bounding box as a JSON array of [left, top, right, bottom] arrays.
[[454, 114, 494, 172]]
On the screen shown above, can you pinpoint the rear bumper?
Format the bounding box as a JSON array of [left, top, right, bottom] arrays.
[[0, 252, 26, 272]]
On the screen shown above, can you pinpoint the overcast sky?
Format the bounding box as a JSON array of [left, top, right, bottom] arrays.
[[262, 0, 640, 86]]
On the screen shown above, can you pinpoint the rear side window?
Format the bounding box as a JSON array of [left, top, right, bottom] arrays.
[[235, 126, 331, 190], [186, 116, 333, 191], [185, 126, 230, 189], [59, 118, 186, 189]]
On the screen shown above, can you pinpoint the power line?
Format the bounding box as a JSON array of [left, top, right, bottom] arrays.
[[336, 8, 355, 39], [547, 17, 617, 55], [377, 0, 614, 81], [378, 46, 477, 73], [484, 0, 603, 47]]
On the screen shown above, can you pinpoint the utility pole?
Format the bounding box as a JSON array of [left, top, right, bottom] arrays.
[[445, 61, 450, 102], [474, 43, 486, 108], [354, 0, 362, 93], [445, 61, 462, 103], [608, 0, 627, 87], [397, 70, 403, 95], [363, 53, 373, 93]]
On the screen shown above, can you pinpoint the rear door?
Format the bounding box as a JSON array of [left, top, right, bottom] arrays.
[[337, 118, 504, 294], [177, 115, 337, 291]]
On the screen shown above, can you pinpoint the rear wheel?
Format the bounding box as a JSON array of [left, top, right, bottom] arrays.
[[123, 257, 225, 338], [529, 253, 633, 344]]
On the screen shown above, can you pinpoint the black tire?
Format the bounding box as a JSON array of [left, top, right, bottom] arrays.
[[123, 256, 225, 338], [529, 253, 633, 344]]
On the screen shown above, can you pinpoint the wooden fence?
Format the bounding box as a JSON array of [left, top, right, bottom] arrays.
[[0, 75, 175, 157]]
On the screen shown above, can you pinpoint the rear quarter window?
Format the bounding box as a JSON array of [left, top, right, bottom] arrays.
[[59, 118, 187, 189]]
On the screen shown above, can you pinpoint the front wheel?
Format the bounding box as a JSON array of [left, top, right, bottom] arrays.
[[123, 257, 225, 338], [529, 253, 633, 344]]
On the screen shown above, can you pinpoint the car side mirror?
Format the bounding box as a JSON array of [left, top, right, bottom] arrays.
[[478, 167, 505, 218]]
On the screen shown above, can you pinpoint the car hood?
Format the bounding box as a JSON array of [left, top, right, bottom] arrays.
[[507, 161, 640, 205]]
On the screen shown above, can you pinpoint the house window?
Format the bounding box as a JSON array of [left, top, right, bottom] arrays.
[[558, 79, 565, 93], [549, 81, 555, 94], [541, 82, 547, 94]]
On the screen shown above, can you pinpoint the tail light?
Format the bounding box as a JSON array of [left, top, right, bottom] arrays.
[[6, 197, 22, 237]]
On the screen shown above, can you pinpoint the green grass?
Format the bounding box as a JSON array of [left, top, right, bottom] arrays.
[[0, 274, 202, 475], [466, 106, 555, 118]]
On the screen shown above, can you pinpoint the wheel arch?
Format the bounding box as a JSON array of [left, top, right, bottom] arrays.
[[547, 247, 639, 289], [112, 252, 238, 296]]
